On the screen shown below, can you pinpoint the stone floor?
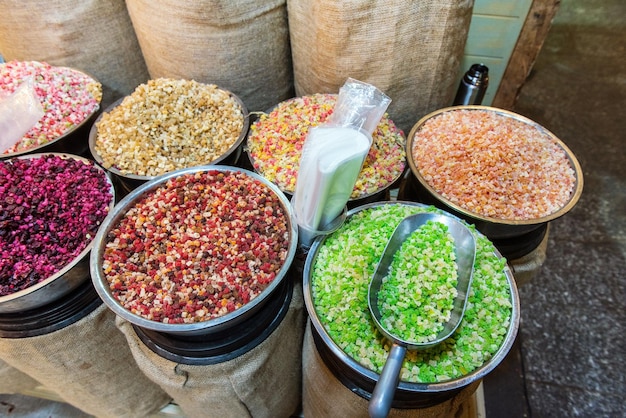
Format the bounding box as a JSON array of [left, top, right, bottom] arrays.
[[482, 0, 626, 417], [1, 0, 624, 417]]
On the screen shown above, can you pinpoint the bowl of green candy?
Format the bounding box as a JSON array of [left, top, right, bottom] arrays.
[[303, 201, 520, 408]]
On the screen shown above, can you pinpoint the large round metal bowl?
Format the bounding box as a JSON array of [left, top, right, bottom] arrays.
[[0, 65, 101, 160], [303, 201, 520, 407], [88, 86, 250, 195], [0, 153, 115, 313], [90, 165, 298, 337], [245, 94, 407, 207], [406, 106, 584, 240]]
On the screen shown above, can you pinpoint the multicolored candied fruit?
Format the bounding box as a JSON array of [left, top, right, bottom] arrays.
[[102, 170, 291, 324], [0, 61, 102, 154], [246, 93, 406, 198]]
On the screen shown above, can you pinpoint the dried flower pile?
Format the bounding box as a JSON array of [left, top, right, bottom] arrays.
[[0, 154, 113, 296]]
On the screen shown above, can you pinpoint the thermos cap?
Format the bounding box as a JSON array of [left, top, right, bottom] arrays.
[[453, 63, 489, 106], [465, 64, 489, 86]]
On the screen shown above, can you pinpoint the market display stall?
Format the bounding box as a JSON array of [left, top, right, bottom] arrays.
[[88, 166, 302, 418], [0, 2, 581, 417]]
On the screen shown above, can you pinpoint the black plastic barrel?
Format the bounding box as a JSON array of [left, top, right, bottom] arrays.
[[0, 280, 101, 338], [132, 277, 293, 365]]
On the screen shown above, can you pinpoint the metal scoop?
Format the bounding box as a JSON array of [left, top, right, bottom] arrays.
[[367, 213, 476, 418]]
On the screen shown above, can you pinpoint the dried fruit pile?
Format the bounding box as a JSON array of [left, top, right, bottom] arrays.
[[246, 94, 406, 198], [411, 109, 576, 220], [311, 203, 512, 383], [102, 170, 291, 324], [94, 78, 245, 177], [377, 220, 458, 343], [0, 61, 102, 154]]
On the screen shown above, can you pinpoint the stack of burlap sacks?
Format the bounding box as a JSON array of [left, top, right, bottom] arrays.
[[0, 0, 473, 133], [0, 1, 544, 417]]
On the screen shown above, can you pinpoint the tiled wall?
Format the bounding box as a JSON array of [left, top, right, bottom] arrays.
[[460, 0, 533, 105]]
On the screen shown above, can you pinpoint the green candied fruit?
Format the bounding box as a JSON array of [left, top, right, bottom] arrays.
[[378, 221, 458, 343], [310, 203, 512, 384]]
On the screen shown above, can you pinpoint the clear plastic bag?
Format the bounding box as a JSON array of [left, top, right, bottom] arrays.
[[327, 77, 392, 135], [292, 78, 391, 246], [0, 77, 44, 153]]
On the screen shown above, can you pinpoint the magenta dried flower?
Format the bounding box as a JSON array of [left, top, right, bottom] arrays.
[[0, 154, 113, 296]]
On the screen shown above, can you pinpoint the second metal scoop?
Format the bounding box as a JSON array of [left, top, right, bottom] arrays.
[[367, 213, 476, 418]]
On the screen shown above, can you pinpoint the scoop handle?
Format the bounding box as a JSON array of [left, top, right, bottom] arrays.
[[368, 343, 406, 418]]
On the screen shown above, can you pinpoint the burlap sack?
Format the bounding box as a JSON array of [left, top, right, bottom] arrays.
[[288, 0, 474, 134], [116, 281, 306, 418], [302, 321, 480, 417], [509, 224, 550, 287], [0, 0, 150, 108], [0, 359, 40, 395], [125, 0, 294, 113], [0, 304, 171, 418]]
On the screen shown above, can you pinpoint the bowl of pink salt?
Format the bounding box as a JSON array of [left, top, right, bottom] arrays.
[[406, 106, 583, 240], [0, 153, 115, 313], [0, 61, 102, 159]]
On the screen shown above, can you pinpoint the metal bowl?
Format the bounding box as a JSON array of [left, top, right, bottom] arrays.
[[0, 67, 101, 160], [88, 88, 250, 195], [303, 201, 520, 407], [406, 106, 584, 240], [245, 94, 407, 206], [0, 153, 115, 313], [90, 165, 298, 337]]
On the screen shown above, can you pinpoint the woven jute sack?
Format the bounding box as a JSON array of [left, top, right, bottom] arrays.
[[0, 0, 150, 108], [0, 358, 40, 395], [0, 304, 171, 418], [116, 281, 306, 418], [125, 0, 294, 113], [288, 0, 474, 134], [302, 321, 480, 418]]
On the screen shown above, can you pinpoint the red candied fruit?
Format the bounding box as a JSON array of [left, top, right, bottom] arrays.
[[102, 170, 291, 324]]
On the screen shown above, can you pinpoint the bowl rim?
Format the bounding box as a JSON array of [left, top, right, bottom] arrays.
[[0, 64, 102, 159], [302, 200, 521, 393], [89, 165, 298, 335], [406, 105, 584, 226], [88, 83, 250, 181], [0, 152, 115, 308], [245, 93, 407, 201]]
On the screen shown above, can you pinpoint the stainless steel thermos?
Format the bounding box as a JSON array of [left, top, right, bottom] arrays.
[[453, 63, 489, 105]]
